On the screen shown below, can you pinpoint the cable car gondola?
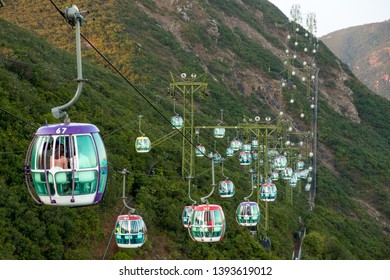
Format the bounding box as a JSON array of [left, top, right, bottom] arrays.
[[213, 127, 225, 138], [135, 115, 151, 153], [251, 139, 259, 149], [239, 151, 252, 166], [135, 136, 151, 153], [24, 6, 108, 207], [115, 214, 147, 248], [25, 124, 108, 206], [273, 155, 287, 170], [242, 144, 251, 152], [260, 182, 277, 202], [213, 152, 222, 164], [282, 167, 293, 180], [289, 173, 298, 187], [236, 201, 260, 226], [219, 179, 235, 198], [171, 98, 183, 129], [225, 147, 234, 157], [213, 110, 225, 138], [115, 169, 147, 248], [195, 145, 206, 157], [297, 160, 305, 170], [188, 204, 226, 242], [230, 139, 242, 151], [171, 114, 184, 129], [271, 171, 279, 181]]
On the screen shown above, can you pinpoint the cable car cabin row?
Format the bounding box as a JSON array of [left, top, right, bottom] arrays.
[[236, 202, 260, 226], [115, 214, 147, 248], [188, 204, 226, 242], [25, 123, 108, 207]]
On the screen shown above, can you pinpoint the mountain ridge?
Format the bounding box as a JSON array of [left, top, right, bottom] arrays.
[[322, 20, 390, 100], [0, 0, 389, 260]]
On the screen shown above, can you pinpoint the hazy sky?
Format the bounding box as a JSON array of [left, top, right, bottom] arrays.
[[268, 0, 390, 36]]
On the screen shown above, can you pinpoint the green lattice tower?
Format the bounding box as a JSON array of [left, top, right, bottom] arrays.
[[238, 117, 281, 239], [169, 72, 208, 179]]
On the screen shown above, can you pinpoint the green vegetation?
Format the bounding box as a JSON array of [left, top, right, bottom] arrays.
[[0, 0, 389, 260]]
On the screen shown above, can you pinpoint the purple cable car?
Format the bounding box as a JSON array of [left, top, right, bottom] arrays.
[[25, 123, 108, 206], [236, 201, 260, 226]]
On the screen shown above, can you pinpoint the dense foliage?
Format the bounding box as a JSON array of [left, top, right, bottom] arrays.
[[0, 0, 389, 260]]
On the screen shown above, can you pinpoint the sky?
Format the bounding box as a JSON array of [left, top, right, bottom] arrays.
[[268, 0, 390, 36]]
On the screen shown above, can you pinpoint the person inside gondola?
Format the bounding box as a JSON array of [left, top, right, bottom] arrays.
[[50, 143, 68, 169]]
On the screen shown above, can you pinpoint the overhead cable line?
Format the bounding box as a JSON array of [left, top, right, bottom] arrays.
[[49, 0, 211, 160], [0, 107, 39, 129]]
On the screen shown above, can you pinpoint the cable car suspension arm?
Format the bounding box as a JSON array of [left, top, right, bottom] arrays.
[[51, 5, 87, 120], [119, 168, 135, 213], [201, 153, 216, 203]]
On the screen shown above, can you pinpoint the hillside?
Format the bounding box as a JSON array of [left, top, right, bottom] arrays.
[[0, 0, 390, 260], [322, 20, 390, 100]]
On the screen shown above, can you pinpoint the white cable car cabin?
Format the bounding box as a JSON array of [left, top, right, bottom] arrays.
[[236, 201, 260, 226], [251, 139, 259, 149], [226, 147, 234, 157], [271, 171, 279, 181], [305, 183, 311, 191], [195, 145, 206, 157], [219, 179, 235, 198], [268, 149, 279, 157], [242, 144, 251, 152], [182, 205, 194, 228], [171, 115, 184, 129], [299, 169, 309, 179], [260, 183, 277, 202], [25, 123, 108, 206], [213, 127, 225, 138], [289, 173, 298, 187], [213, 152, 222, 164], [135, 136, 151, 153], [189, 204, 226, 242], [115, 214, 147, 248], [239, 151, 252, 166], [297, 160, 305, 170], [282, 167, 293, 180], [273, 155, 287, 170], [252, 152, 259, 160], [259, 144, 266, 153], [230, 139, 242, 151]]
